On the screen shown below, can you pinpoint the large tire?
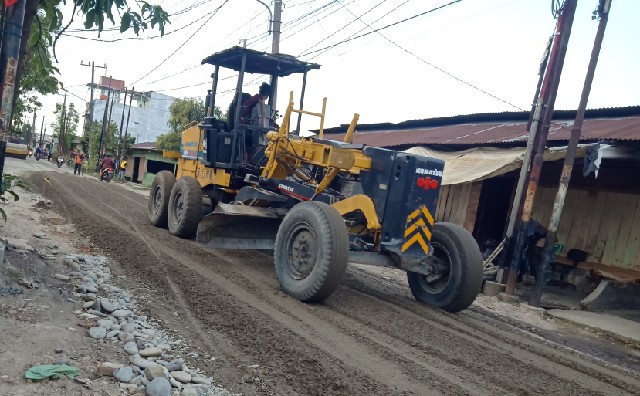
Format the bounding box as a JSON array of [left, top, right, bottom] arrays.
[[407, 222, 482, 313], [148, 171, 176, 228], [275, 201, 349, 303], [167, 176, 203, 238]]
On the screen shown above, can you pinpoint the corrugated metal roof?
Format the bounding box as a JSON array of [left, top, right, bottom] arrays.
[[130, 142, 157, 150], [328, 116, 640, 147]]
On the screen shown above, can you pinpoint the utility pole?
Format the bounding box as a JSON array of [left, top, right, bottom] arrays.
[[271, 1, 283, 54], [505, 0, 578, 296], [530, 0, 612, 306], [105, 91, 116, 151], [117, 88, 129, 158], [123, 86, 134, 153], [38, 116, 44, 147], [30, 109, 37, 147], [0, 0, 27, 140], [98, 80, 112, 157], [80, 61, 107, 128], [270, 0, 283, 109], [58, 94, 67, 154]]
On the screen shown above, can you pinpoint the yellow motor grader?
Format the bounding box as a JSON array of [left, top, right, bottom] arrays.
[[148, 47, 482, 312]]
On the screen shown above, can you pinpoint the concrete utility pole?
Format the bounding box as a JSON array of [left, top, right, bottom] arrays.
[[38, 116, 45, 147], [0, 0, 27, 140], [270, 0, 283, 109], [105, 91, 116, 151], [123, 86, 134, 152], [80, 61, 107, 127], [30, 109, 37, 147], [505, 0, 578, 296], [117, 89, 129, 158], [530, 0, 612, 306], [271, 0, 283, 54], [98, 79, 113, 157], [58, 94, 67, 154], [81, 61, 106, 166]]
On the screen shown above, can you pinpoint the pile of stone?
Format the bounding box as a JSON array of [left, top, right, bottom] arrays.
[[60, 254, 234, 396]]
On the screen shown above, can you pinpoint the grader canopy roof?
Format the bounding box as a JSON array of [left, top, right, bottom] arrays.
[[201, 46, 320, 77]]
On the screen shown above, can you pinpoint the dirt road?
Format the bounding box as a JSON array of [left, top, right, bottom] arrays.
[[27, 171, 640, 395]]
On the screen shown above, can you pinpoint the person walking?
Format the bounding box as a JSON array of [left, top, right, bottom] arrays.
[[118, 156, 128, 181], [74, 151, 84, 175]]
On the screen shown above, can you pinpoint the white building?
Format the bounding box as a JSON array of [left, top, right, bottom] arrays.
[[89, 90, 176, 144]]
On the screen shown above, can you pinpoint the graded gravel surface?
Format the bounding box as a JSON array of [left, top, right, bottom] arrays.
[[27, 171, 640, 396]]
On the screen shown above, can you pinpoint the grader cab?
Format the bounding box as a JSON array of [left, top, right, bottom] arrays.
[[148, 46, 482, 312]]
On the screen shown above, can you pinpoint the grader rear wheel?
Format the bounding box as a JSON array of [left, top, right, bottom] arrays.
[[168, 177, 203, 238], [407, 222, 482, 313], [148, 171, 176, 228], [275, 201, 349, 303]]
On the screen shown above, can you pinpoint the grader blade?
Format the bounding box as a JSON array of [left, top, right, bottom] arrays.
[[196, 203, 288, 250]]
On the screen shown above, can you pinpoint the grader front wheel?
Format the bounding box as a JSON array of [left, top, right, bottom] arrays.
[[168, 177, 203, 238], [407, 222, 483, 313], [275, 202, 349, 303], [148, 171, 176, 228]]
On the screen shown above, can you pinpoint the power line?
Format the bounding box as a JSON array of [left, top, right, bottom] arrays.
[[300, 0, 388, 56], [248, 0, 343, 47], [131, 0, 231, 85], [312, 0, 413, 59], [301, 0, 463, 56], [335, 0, 525, 111]]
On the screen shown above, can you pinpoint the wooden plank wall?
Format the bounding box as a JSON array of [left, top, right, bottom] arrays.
[[531, 187, 640, 271], [435, 182, 482, 233]]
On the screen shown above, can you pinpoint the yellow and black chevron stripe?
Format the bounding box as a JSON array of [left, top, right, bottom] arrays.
[[401, 205, 435, 255]]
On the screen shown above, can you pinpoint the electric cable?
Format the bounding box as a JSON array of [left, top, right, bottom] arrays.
[[330, 0, 526, 111], [301, 0, 463, 56], [131, 0, 231, 85]]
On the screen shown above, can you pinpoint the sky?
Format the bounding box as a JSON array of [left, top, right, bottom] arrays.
[[34, 0, 640, 142]]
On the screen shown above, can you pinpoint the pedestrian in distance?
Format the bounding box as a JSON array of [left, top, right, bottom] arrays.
[[74, 151, 84, 175], [118, 156, 128, 181]]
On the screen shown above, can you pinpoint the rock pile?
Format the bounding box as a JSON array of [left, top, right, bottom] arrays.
[[60, 254, 234, 396]]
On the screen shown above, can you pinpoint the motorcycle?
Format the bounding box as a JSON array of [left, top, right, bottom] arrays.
[[35, 151, 41, 161], [57, 156, 65, 168], [100, 167, 114, 182], [28, 149, 33, 157]]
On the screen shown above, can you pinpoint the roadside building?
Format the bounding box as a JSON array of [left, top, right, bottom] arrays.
[[87, 76, 176, 144], [126, 142, 176, 186], [325, 106, 640, 300]]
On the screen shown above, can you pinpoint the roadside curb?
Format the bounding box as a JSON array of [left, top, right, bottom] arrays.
[[547, 309, 640, 345]]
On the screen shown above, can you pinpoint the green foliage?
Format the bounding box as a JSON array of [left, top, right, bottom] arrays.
[[156, 131, 181, 152], [83, 120, 135, 166], [75, 0, 169, 36], [51, 101, 80, 150], [157, 98, 223, 151], [9, 0, 169, 133], [0, 174, 27, 222], [167, 98, 206, 134]]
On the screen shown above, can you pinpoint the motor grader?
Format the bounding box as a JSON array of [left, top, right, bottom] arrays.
[[148, 46, 482, 313]]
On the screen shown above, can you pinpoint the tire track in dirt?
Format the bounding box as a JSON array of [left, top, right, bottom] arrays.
[[30, 172, 640, 396], [32, 173, 397, 395]]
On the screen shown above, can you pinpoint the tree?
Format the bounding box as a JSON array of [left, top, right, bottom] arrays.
[[51, 101, 80, 151], [2, 0, 169, 133], [84, 120, 133, 161], [157, 98, 223, 151]]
